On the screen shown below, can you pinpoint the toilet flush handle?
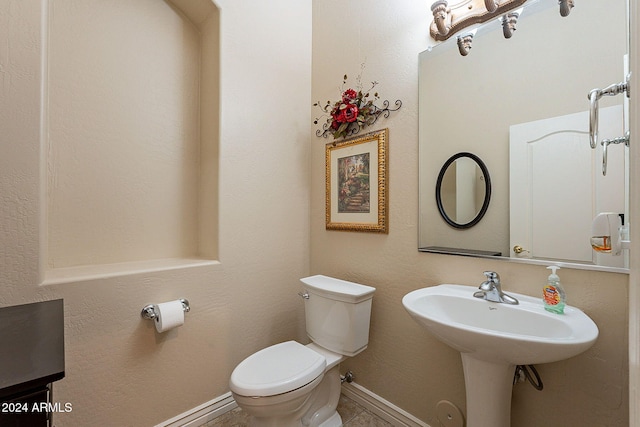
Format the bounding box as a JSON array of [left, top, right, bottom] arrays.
[[298, 291, 310, 299]]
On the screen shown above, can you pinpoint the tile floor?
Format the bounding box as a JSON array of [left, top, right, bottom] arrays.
[[202, 394, 393, 426]]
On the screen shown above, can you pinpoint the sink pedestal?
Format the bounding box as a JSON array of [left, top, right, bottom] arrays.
[[461, 354, 515, 427]]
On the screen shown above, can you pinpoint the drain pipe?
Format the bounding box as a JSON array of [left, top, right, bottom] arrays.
[[513, 365, 543, 391], [341, 370, 354, 384]]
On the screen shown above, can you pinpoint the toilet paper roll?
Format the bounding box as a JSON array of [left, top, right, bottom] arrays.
[[153, 300, 185, 333]]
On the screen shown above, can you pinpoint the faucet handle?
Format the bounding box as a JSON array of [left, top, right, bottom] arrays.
[[483, 271, 500, 283], [479, 271, 500, 291]]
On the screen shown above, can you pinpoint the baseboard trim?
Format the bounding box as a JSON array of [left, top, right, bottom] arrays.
[[156, 383, 430, 427], [341, 381, 431, 427], [154, 392, 237, 427]]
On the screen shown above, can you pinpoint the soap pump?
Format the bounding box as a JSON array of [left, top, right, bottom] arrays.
[[591, 212, 630, 255], [543, 266, 566, 314]]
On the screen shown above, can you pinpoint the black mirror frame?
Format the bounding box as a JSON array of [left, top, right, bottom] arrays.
[[435, 152, 491, 229]]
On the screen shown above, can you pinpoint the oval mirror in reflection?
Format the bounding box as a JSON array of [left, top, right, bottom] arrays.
[[435, 152, 491, 229]]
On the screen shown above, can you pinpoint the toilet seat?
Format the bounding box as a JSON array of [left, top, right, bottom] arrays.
[[230, 341, 326, 397]]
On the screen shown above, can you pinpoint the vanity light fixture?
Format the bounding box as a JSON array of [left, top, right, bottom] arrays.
[[457, 31, 475, 56], [431, 0, 452, 38], [429, 0, 576, 55], [501, 8, 522, 39], [558, 0, 574, 17], [485, 0, 499, 13]]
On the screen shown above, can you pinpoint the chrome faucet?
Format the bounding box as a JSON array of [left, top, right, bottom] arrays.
[[473, 271, 519, 305]]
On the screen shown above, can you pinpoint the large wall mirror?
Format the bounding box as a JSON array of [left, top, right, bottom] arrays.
[[418, 0, 630, 271]]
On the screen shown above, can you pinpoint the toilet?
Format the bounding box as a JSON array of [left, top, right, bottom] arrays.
[[229, 275, 376, 427]]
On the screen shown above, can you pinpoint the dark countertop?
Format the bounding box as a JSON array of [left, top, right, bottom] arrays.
[[0, 299, 65, 399]]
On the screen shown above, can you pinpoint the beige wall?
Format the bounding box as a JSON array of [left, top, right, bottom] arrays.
[[1, 1, 311, 426], [1, 0, 634, 426], [312, 1, 629, 426], [47, 0, 207, 268]]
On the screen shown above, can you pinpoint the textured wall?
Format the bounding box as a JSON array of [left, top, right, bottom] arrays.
[[311, 1, 629, 426], [0, 1, 311, 426], [47, 0, 204, 268], [1, 0, 635, 425]]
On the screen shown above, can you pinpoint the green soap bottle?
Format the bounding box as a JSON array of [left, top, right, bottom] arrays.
[[543, 266, 566, 314]]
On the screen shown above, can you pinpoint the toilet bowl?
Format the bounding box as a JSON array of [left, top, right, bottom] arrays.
[[231, 341, 344, 427], [229, 275, 376, 427]]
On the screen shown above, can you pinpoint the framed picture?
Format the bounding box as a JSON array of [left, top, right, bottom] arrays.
[[325, 128, 389, 233]]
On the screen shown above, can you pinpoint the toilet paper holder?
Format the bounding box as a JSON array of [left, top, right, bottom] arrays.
[[141, 299, 190, 320]]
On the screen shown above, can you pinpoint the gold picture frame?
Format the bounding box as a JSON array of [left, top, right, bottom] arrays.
[[325, 128, 389, 233]]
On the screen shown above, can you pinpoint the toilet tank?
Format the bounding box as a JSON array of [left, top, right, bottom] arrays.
[[300, 275, 376, 357]]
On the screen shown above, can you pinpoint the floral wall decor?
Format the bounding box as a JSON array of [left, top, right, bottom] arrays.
[[314, 66, 402, 139]]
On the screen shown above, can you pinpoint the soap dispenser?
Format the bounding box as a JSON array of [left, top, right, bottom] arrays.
[[591, 212, 630, 255], [543, 266, 566, 314]]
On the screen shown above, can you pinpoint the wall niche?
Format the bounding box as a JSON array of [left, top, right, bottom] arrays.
[[45, 0, 219, 281]]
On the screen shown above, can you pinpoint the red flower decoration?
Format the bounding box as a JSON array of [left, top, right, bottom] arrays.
[[332, 103, 359, 124], [342, 89, 357, 103], [342, 103, 359, 123], [313, 67, 393, 139]]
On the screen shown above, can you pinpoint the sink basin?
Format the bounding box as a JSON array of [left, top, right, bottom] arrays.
[[403, 283, 599, 427], [402, 284, 598, 365]]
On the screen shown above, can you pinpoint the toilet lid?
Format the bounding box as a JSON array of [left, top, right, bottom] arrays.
[[230, 341, 326, 397]]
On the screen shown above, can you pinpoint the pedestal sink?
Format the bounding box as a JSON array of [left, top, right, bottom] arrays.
[[402, 284, 598, 427]]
